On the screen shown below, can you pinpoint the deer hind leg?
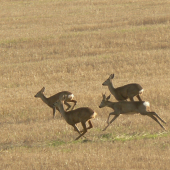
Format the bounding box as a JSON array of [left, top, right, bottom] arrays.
[[65, 100, 77, 111], [80, 120, 93, 132], [53, 107, 57, 118], [64, 101, 72, 111], [142, 111, 166, 124], [129, 97, 135, 102], [86, 120, 93, 130], [147, 115, 166, 130], [75, 122, 87, 140], [73, 124, 86, 139], [127, 91, 135, 101], [150, 112, 166, 124], [136, 94, 142, 101], [69, 100, 77, 110]]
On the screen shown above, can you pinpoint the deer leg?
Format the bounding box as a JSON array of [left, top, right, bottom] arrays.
[[64, 100, 77, 111], [142, 112, 166, 124], [129, 97, 134, 102], [54, 107, 62, 118], [75, 122, 87, 140], [106, 111, 119, 124], [106, 112, 112, 124], [136, 94, 142, 101], [53, 107, 56, 118], [146, 115, 166, 130], [64, 101, 72, 111], [103, 115, 119, 131], [73, 124, 87, 138], [80, 120, 93, 132], [149, 112, 166, 124], [69, 100, 77, 110], [72, 124, 81, 134], [86, 120, 93, 130]]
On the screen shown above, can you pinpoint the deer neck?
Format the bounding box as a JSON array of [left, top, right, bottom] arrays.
[[106, 101, 115, 110], [107, 82, 117, 97], [57, 102, 68, 121], [39, 94, 50, 107]]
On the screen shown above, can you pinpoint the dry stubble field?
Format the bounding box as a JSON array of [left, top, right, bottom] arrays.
[[0, 0, 170, 169]]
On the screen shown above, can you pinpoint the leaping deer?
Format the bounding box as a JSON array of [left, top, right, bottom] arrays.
[[102, 74, 144, 101], [99, 94, 166, 131], [53, 95, 97, 140], [34, 87, 77, 118]]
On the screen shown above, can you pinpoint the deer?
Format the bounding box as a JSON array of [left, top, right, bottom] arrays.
[[102, 74, 144, 101], [34, 87, 77, 118], [53, 95, 97, 140], [99, 94, 166, 131]]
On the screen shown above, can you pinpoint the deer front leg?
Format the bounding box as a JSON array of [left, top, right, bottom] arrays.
[[53, 107, 56, 118], [72, 124, 81, 134], [103, 114, 119, 131], [106, 111, 119, 124], [103, 111, 120, 131], [106, 112, 112, 124], [53, 106, 60, 118], [75, 122, 87, 140]]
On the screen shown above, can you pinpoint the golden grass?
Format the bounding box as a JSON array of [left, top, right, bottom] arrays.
[[0, 0, 170, 169]]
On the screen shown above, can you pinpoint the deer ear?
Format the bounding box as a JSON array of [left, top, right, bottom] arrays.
[[102, 93, 106, 100], [109, 74, 114, 79], [41, 87, 45, 92], [106, 94, 111, 100]]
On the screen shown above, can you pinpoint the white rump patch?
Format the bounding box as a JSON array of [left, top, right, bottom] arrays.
[[68, 94, 74, 100], [93, 111, 97, 118], [139, 89, 144, 94], [143, 101, 150, 107]]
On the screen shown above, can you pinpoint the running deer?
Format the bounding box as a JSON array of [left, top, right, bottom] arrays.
[[34, 87, 77, 118], [102, 74, 144, 101], [53, 95, 97, 140], [99, 94, 166, 131]]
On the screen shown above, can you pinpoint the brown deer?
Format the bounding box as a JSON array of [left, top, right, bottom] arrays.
[[53, 95, 97, 140], [99, 94, 166, 131], [34, 87, 77, 118], [102, 74, 144, 101]]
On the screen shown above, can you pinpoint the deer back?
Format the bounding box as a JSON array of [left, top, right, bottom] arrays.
[[113, 101, 148, 114], [115, 83, 143, 100], [47, 91, 73, 107], [66, 107, 97, 125]]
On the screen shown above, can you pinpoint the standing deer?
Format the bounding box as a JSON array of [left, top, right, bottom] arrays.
[[34, 87, 77, 118], [53, 95, 97, 140], [99, 94, 166, 131], [102, 74, 144, 101]]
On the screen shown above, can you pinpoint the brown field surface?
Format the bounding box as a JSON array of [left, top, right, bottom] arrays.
[[0, 0, 170, 169]]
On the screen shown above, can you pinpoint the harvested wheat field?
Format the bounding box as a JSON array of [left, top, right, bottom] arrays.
[[0, 0, 170, 169]]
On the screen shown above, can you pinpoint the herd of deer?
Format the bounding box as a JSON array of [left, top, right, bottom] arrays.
[[35, 74, 166, 140]]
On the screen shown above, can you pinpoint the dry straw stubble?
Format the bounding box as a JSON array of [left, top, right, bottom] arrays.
[[0, 0, 170, 169]]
